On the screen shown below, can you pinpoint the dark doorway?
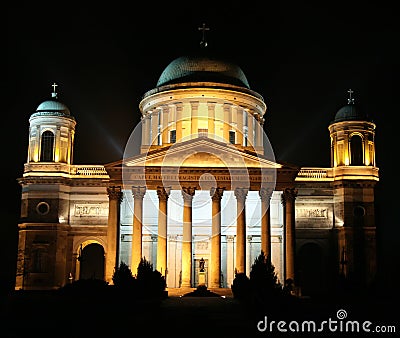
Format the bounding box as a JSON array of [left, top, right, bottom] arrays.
[[297, 243, 326, 298], [79, 243, 105, 280]]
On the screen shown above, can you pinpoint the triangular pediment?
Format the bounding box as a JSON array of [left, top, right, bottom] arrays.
[[118, 137, 282, 169]]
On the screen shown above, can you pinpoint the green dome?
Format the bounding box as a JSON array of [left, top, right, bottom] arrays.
[[156, 55, 250, 89], [31, 93, 73, 118], [333, 103, 368, 123]]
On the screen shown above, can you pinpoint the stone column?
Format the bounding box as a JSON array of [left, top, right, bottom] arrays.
[[237, 107, 244, 145], [281, 187, 298, 283], [105, 186, 123, 284], [259, 187, 273, 261], [176, 104, 183, 142], [181, 187, 196, 287], [156, 186, 170, 277], [256, 116, 264, 148], [247, 111, 254, 147], [226, 235, 235, 286], [151, 110, 159, 145], [190, 101, 199, 137], [131, 186, 146, 275], [234, 187, 248, 274], [223, 103, 231, 142], [55, 126, 61, 161], [210, 187, 224, 288], [207, 102, 216, 139], [162, 106, 169, 145], [141, 115, 147, 146]]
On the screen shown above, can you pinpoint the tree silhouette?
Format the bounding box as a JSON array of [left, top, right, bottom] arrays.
[[250, 251, 284, 304], [112, 261, 136, 289], [231, 251, 290, 307], [136, 257, 166, 298]]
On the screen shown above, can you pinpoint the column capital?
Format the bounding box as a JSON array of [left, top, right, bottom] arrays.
[[182, 186, 196, 201], [259, 187, 273, 202], [226, 235, 235, 242], [234, 187, 248, 201], [157, 186, 171, 201], [132, 186, 146, 199], [190, 101, 200, 108], [281, 187, 298, 205], [210, 187, 225, 201], [107, 186, 123, 203]]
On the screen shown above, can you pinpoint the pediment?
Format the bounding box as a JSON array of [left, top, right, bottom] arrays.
[[119, 137, 282, 169]]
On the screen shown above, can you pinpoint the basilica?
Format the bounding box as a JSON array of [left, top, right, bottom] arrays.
[[15, 46, 379, 297]]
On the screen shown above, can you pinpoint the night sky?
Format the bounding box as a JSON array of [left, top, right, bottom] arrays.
[[4, 2, 398, 291]]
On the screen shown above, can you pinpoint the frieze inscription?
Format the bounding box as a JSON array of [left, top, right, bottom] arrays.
[[296, 208, 328, 218], [74, 204, 107, 217]]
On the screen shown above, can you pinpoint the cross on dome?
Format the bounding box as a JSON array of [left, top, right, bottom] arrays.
[[347, 88, 354, 104], [198, 23, 210, 48], [51, 82, 58, 99]]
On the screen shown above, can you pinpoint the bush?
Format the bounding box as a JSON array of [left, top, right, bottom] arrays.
[[231, 251, 291, 307], [250, 251, 284, 304], [112, 261, 136, 289], [58, 278, 109, 296], [136, 257, 166, 298], [231, 272, 251, 300]]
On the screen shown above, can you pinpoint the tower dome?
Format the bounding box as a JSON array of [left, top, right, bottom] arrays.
[[156, 55, 250, 89], [332, 89, 368, 123], [31, 89, 72, 119]]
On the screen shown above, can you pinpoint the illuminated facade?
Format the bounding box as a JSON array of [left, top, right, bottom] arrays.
[[16, 54, 379, 296]]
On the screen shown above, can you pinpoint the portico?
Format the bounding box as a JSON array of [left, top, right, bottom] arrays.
[[105, 137, 299, 288]]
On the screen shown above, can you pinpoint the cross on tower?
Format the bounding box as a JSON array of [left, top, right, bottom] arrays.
[[51, 82, 58, 98], [198, 23, 210, 48], [347, 88, 354, 104]]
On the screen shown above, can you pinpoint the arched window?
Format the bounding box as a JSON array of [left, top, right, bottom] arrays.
[[40, 130, 55, 162], [350, 134, 363, 165]]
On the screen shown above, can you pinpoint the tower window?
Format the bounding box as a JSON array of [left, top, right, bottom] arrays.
[[229, 131, 235, 144], [170, 130, 176, 143], [350, 135, 363, 165], [40, 130, 55, 162]]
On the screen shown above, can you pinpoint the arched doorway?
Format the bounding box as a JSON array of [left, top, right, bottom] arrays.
[[297, 242, 326, 298], [79, 243, 105, 280]]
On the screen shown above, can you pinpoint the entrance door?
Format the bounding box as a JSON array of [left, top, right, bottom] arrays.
[[79, 243, 105, 280], [297, 243, 326, 298]]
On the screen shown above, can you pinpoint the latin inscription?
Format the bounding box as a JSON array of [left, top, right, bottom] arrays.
[[126, 173, 274, 182], [75, 204, 107, 217], [296, 208, 328, 218]]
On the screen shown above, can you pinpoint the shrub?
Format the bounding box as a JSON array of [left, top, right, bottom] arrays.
[[250, 251, 284, 304], [112, 261, 136, 289], [136, 257, 166, 298], [231, 251, 291, 307], [231, 272, 251, 300]]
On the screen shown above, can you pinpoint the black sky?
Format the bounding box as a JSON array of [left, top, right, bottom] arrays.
[[3, 1, 399, 290]]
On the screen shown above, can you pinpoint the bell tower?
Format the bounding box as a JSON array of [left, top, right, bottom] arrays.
[[26, 82, 76, 166], [328, 89, 379, 291], [16, 84, 76, 290]]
